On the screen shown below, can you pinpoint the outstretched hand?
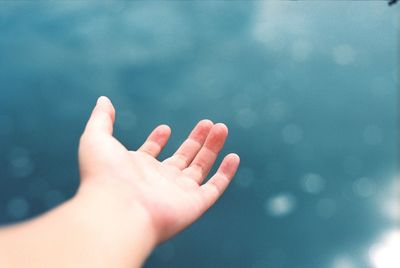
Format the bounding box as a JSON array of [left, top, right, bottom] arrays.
[[0, 96, 240, 268], [78, 96, 240, 243]]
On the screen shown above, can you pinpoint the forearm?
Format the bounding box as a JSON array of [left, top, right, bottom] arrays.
[[0, 186, 157, 268], [0, 97, 240, 267]]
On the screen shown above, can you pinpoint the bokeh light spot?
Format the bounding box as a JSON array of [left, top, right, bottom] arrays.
[[332, 255, 356, 268], [353, 177, 376, 198], [6, 197, 30, 220], [300, 173, 325, 194], [369, 230, 400, 268], [265, 193, 296, 217]]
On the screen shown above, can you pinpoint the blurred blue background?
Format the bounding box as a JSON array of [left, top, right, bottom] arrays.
[[0, 2, 399, 268]]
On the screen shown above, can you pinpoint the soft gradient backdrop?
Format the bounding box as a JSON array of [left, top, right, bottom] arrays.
[[0, 2, 399, 268]]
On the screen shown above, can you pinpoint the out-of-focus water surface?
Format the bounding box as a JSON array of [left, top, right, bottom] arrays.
[[0, 2, 399, 268]]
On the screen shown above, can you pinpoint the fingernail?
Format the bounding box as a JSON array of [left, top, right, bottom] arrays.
[[97, 96, 109, 105]]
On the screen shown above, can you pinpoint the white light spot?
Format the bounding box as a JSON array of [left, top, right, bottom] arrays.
[[369, 230, 400, 268], [380, 178, 400, 221], [291, 39, 312, 62], [353, 177, 376, 198], [7, 197, 30, 219], [316, 198, 336, 219], [252, 2, 311, 51], [382, 199, 400, 221], [332, 255, 356, 268], [300, 173, 325, 194], [282, 124, 303, 144], [265, 193, 296, 217], [363, 125, 383, 145], [332, 44, 355, 65]]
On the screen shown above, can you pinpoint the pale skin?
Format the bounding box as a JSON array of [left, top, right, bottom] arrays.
[[0, 96, 240, 268]]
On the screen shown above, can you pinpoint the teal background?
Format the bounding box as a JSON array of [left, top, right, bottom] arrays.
[[0, 2, 398, 268]]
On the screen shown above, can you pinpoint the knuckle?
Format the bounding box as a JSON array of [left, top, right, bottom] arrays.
[[175, 153, 189, 167]]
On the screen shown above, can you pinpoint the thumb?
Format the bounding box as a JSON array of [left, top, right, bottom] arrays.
[[84, 96, 115, 136]]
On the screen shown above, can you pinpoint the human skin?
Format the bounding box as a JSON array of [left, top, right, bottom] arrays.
[[0, 96, 240, 268]]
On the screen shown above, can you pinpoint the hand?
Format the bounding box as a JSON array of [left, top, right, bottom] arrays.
[[78, 96, 240, 244], [0, 96, 240, 268]]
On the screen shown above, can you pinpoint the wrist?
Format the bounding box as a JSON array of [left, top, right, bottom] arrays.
[[0, 183, 158, 268], [72, 183, 158, 267]]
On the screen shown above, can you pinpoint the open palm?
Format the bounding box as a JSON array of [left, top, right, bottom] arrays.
[[78, 97, 240, 243]]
